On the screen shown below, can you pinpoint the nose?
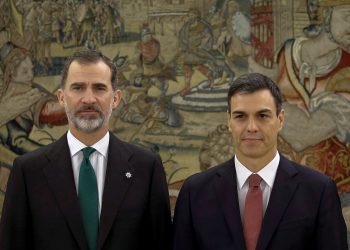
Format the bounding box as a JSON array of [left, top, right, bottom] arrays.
[[82, 87, 97, 104], [247, 117, 258, 132]]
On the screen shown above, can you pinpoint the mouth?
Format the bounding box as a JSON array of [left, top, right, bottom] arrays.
[[242, 138, 263, 142], [76, 106, 102, 117], [77, 110, 99, 116]]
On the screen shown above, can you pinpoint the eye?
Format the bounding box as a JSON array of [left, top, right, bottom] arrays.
[[233, 114, 245, 119], [94, 84, 107, 91], [96, 86, 107, 91], [258, 113, 269, 119], [71, 85, 83, 91]]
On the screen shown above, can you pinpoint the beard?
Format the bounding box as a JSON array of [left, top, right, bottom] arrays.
[[64, 102, 112, 133]]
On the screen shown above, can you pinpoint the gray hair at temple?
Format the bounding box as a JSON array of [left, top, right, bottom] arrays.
[[60, 50, 118, 90], [227, 73, 283, 116]]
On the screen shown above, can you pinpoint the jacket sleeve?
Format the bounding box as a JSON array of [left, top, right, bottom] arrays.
[[172, 179, 198, 250], [315, 178, 348, 250], [0, 157, 33, 250], [149, 154, 172, 250]]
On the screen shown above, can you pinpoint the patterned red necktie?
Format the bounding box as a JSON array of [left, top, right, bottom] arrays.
[[243, 174, 263, 250]]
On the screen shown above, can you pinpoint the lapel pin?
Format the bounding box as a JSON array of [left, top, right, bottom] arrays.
[[125, 172, 132, 179]]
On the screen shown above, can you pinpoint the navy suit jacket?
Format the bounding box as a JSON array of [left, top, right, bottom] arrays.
[[173, 155, 348, 250], [0, 133, 172, 250]]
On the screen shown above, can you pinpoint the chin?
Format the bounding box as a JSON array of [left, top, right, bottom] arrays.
[[240, 149, 263, 158]]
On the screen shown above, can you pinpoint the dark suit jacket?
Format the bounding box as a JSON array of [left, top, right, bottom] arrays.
[[0, 133, 172, 250], [173, 155, 348, 250]]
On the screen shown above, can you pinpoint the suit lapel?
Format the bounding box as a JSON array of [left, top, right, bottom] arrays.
[[256, 156, 299, 250], [98, 134, 134, 249], [43, 135, 88, 250], [214, 159, 246, 250]]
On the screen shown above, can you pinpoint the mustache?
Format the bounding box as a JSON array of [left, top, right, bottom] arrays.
[[75, 104, 102, 114], [241, 134, 263, 140]]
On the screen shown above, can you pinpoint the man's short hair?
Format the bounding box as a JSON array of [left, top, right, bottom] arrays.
[[227, 73, 283, 115], [60, 50, 118, 90]]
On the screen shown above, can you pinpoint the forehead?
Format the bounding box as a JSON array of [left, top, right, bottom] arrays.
[[230, 90, 276, 112], [66, 60, 112, 83]]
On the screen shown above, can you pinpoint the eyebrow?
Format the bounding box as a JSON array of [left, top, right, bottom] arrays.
[[70, 82, 108, 86], [257, 108, 273, 114], [231, 111, 245, 115], [230, 108, 273, 115]]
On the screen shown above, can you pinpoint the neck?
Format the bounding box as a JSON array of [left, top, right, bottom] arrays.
[[236, 150, 277, 173], [70, 126, 108, 146]]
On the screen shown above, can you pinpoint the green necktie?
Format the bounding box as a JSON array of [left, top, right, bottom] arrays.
[[79, 147, 98, 250]]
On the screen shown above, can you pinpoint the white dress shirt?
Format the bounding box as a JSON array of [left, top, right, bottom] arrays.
[[67, 130, 109, 217], [235, 152, 280, 220]]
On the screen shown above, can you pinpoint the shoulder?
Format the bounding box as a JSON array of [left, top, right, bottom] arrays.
[[297, 165, 332, 185], [280, 155, 333, 186], [109, 133, 160, 162], [13, 135, 67, 169], [183, 158, 234, 190]]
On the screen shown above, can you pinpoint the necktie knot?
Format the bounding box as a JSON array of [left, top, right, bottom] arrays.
[[82, 147, 96, 159], [248, 174, 262, 189]]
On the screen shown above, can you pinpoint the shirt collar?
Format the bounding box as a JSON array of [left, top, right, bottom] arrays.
[[67, 130, 110, 158], [235, 152, 280, 189]]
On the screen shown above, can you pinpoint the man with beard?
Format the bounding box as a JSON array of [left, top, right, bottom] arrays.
[[0, 50, 172, 250]]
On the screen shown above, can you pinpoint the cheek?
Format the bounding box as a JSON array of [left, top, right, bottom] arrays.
[[62, 96, 76, 108], [266, 129, 280, 141], [228, 127, 240, 141]]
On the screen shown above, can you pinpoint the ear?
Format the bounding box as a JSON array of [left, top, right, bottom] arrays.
[[227, 111, 232, 132], [277, 109, 285, 131], [112, 89, 122, 109], [56, 89, 65, 107]]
